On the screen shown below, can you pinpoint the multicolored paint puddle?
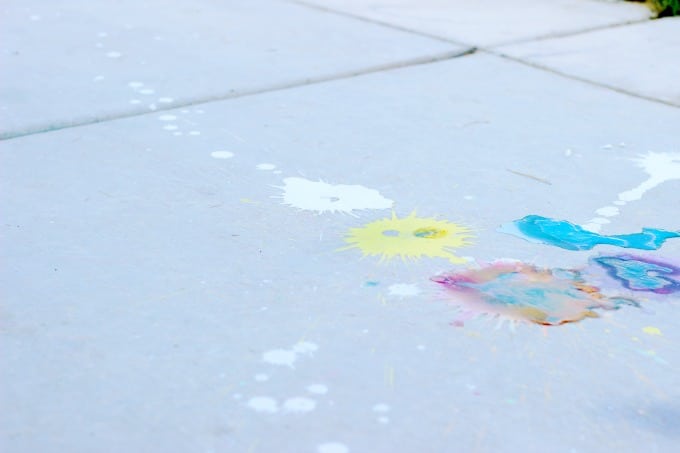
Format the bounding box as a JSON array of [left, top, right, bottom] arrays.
[[591, 254, 680, 294], [498, 215, 679, 251], [341, 211, 473, 263], [432, 261, 639, 326]]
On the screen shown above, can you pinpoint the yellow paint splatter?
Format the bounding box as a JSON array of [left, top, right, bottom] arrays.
[[341, 211, 473, 263], [643, 326, 662, 336]]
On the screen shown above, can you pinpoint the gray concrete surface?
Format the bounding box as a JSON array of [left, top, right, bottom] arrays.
[[1, 1, 679, 453]]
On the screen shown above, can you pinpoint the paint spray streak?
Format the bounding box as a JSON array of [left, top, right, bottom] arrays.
[[592, 255, 680, 294], [583, 152, 680, 232], [341, 211, 473, 263], [432, 261, 638, 326], [498, 215, 679, 251]]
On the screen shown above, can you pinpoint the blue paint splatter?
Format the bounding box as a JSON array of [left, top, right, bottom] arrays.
[[498, 215, 679, 251], [593, 255, 680, 294]]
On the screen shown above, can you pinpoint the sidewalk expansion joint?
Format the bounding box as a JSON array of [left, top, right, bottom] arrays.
[[0, 47, 475, 141]]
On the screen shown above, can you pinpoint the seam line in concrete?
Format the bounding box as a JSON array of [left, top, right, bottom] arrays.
[[0, 47, 475, 141]]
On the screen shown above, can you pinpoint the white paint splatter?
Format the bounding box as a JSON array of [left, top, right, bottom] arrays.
[[583, 152, 680, 232], [172, 132, 183, 136], [317, 443, 349, 453], [283, 397, 316, 413], [211, 151, 234, 159], [129, 99, 141, 105], [307, 384, 328, 395], [247, 396, 278, 413], [106, 51, 122, 58], [372, 403, 390, 413], [377, 416, 390, 424], [163, 125, 178, 131], [254, 373, 269, 382], [128, 81, 144, 89], [388, 283, 421, 298], [189, 131, 201, 136], [463, 195, 475, 200], [97, 32, 108, 38], [257, 163, 276, 171], [158, 114, 177, 121], [262, 341, 318, 368], [277, 177, 392, 215], [92, 75, 105, 82], [139, 88, 155, 95], [158, 97, 174, 103]]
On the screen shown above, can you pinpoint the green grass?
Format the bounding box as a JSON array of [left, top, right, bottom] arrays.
[[650, 0, 680, 16]]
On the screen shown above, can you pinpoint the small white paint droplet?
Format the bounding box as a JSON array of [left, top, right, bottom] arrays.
[[307, 384, 328, 394], [283, 397, 316, 413], [388, 283, 421, 298], [247, 396, 278, 413], [256, 163, 276, 170], [128, 81, 144, 89], [211, 151, 234, 159], [372, 403, 390, 412], [254, 373, 269, 382], [463, 195, 474, 200], [97, 32, 108, 38], [129, 99, 141, 104], [106, 51, 122, 58], [163, 125, 178, 131], [148, 104, 157, 111], [263, 349, 297, 368], [601, 144, 613, 150], [564, 149, 573, 157], [189, 131, 201, 136], [139, 88, 155, 95], [377, 416, 390, 424], [292, 342, 318, 355], [158, 114, 177, 121], [417, 345, 426, 351], [93, 75, 105, 82], [158, 97, 174, 103], [172, 131, 183, 136], [29, 15, 41, 21], [317, 442, 349, 453]]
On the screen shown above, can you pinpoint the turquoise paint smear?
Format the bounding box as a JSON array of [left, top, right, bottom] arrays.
[[593, 255, 680, 294], [498, 215, 679, 251]]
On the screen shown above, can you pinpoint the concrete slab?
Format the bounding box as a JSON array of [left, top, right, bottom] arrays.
[[2, 54, 679, 452], [0, 0, 465, 139], [298, 0, 652, 46], [498, 17, 680, 106]]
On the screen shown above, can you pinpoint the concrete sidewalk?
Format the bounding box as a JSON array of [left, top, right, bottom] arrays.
[[1, 1, 679, 452]]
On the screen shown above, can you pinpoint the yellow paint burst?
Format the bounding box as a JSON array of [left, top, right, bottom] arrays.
[[643, 326, 662, 336], [341, 211, 473, 263]]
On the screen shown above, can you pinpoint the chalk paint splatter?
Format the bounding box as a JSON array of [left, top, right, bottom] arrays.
[[584, 152, 680, 232], [499, 215, 679, 251], [388, 283, 421, 297], [262, 341, 318, 368], [342, 212, 473, 264], [592, 255, 680, 294], [432, 261, 638, 326], [277, 177, 393, 215]]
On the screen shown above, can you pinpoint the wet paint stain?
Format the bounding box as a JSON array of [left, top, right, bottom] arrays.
[[432, 261, 638, 326], [341, 211, 473, 264], [499, 215, 679, 251], [276, 177, 393, 215], [592, 255, 680, 294]]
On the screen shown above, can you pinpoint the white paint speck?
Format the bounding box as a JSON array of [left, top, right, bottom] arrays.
[[106, 51, 122, 58], [564, 149, 573, 157], [148, 104, 157, 111], [262, 349, 297, 368], [377, 416, 390, 424], [211, 151, 234, 159], [29, 15, 41, 21], [93, 75, 105, 82], [97, 32, 108, 38], [129, 99, 141, 104], [139, 88, 155, 95], [416, 345, 426, 351], [163, 125, 178, 131], [292, 342, 318, 355], [158, 97, 174, 103], [173, 131, 183, 136], [247, 396, 278, 413], [256, 163, 276, 171], [372, 403, 390, 412], [254, 373, 269, 382], [307, 384, 328, 395], [128, 81, 144, 89], [388, 283, 421, 298], [463, 195, 475, 200], [189, 131, 201, 136], [317, 442, 349, 453], [278, 177, 393, 215], [283, 397, 316, 413], [158, 114, 177, 121], [601, 144, 613, 150]]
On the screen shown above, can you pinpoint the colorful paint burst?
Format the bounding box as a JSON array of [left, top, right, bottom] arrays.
[[341, 212, 473, 264], [592, 254, 680, 294], [432, 261, 638, 326], [498, 215, 679, 251]]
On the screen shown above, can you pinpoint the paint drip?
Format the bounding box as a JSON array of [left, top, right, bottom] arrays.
[[341, 211, 473, 263], [432, 261, 638, 326], [583, 152, 680, 232], [591, 254, 680, 294], [499, 215, 679, 251], [276, 177, 393, 215]]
